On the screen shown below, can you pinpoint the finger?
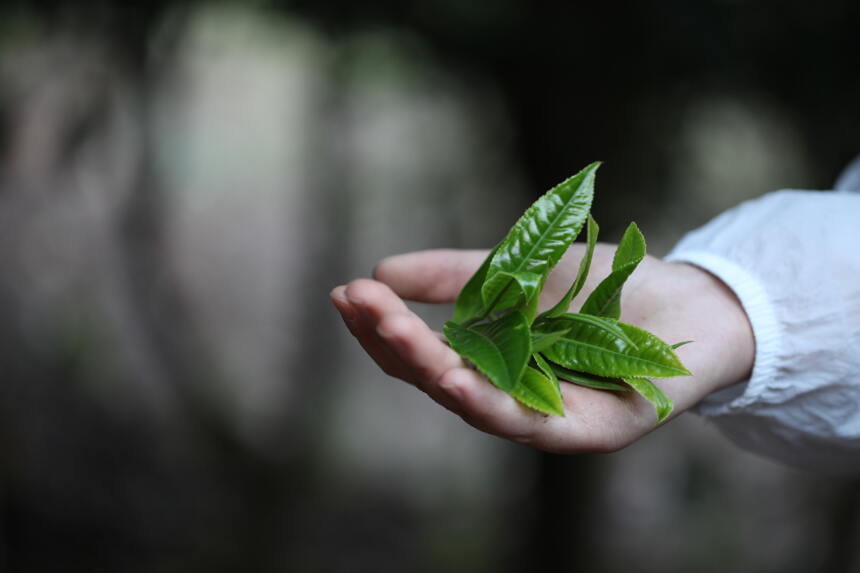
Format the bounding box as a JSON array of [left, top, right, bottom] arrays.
[[344, 278, 412, 323], [433, 367, 563, 446], [344, 279, 465, 398], [374, 311, 464, 407], [338, 279, 486, 416], [372, 249, 489, 303], [337, 282, 603, 450], [434, 368, 644, 454], [341, 279, 414, 381], [330, 285, 358, 333], [344, 279, 564, 444], [332, 283, 412, 381]]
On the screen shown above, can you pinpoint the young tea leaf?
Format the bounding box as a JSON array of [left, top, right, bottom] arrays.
[[443, 310, 531, 391], [623, 377, 673, 423], [545, 361, 630, 392], [480, 270, 543, 323], [451, 243, 500, 324], [541, 214, 599, 319], [580, 222, 646, 318], [532, 352, 561, 394], [481, 163, 599, 310], [536, 313, 638, 349], [670, 340, 694, 350], [542, 320, 690, 379], [531, 326, 571, 354], [612, 222, 646, 271], [511, 366, 565, 416], [444, 163, 692, 420]]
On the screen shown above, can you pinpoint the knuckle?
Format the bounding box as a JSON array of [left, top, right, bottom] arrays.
[[378, 313, 413, 339]]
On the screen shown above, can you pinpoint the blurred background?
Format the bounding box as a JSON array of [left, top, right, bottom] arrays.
[[0, 1, 858, 571]]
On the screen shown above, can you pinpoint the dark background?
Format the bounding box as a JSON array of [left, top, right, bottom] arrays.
[[0, 1, 858, 571]]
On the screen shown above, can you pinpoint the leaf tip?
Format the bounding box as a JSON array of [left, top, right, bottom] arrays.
[[541, 405, 566, 417], [655, 404, 674, 425], [674, 364, 693, 377]]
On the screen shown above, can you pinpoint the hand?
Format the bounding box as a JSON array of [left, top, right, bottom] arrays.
[[330, 245, 754, 453]]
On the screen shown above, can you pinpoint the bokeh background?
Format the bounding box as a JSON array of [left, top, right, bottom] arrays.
[[0, 1, 858, 571]]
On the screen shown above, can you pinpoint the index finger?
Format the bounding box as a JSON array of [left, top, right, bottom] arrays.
[[372, 249, 489, 303]]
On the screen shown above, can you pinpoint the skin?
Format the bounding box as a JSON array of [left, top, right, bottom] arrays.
[[330, 244, 754, 454]]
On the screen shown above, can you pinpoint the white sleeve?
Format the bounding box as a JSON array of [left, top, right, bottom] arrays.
[[665, 174, 860, 474]]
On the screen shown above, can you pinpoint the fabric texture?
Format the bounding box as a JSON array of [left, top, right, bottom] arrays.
[[665, 157, 860, 474]]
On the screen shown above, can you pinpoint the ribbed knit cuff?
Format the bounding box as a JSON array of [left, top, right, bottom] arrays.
[[664, 249, 783, 415]]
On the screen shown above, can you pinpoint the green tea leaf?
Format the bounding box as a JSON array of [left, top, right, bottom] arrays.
[[531, 326, 571, 353], [511, 366, 565, 416], [545, 361, 630, 392], [541, 214, 599, 319], [623, 377, 673, 423], [532, 352, 561, 394], [481, 163, 599, 309], [444, 163, 692, 420], [443, 310, 531, 391], [580, 222, 646, 318], [451, 243, 500, 324], [543, 320, 690, 379], [480, 270, 543, 322], [536, 313, 638, 349], [612, 222, 646, 271], [670, 340, 694, 350]]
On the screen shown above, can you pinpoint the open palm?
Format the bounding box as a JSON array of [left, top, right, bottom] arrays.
[[331, 245, 753, 453]]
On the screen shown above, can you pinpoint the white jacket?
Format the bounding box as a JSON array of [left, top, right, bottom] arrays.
[[666, 156, 860, 474]]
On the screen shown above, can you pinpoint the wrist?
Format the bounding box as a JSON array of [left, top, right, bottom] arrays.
[[668, 262, 755, 392]]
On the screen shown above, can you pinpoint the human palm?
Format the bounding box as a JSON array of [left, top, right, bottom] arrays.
[[331, 245, 753, 453]]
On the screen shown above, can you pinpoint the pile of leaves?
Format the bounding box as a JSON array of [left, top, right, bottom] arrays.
[[443, 163, 690, 422]]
